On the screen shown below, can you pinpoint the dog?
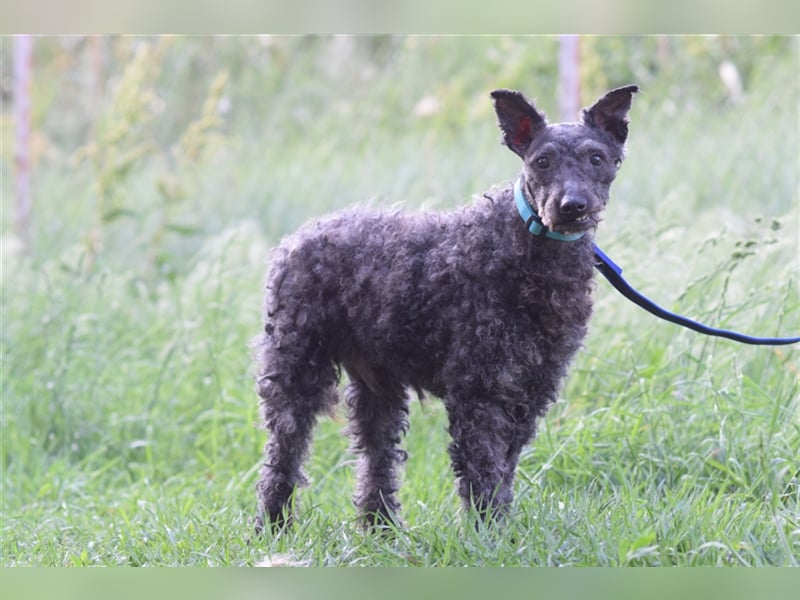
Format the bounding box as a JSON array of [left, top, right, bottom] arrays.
[[253, 84, 639, 532]]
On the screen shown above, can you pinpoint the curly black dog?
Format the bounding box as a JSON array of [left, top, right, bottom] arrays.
[[253, 84, 639, 533]]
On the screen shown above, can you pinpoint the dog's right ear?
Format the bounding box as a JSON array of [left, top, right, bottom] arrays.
[[491, 89, 547, 158]]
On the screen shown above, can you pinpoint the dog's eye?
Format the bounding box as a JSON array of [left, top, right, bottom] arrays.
[[535, 156, 550, 169], [614, 158, 622, 168], [590, 153, 603, 166]]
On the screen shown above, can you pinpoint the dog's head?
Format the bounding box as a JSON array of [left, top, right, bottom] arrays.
[[491, 85, 638, 236]]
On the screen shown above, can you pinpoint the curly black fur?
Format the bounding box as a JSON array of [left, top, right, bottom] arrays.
[[253, 85, 638, 532]]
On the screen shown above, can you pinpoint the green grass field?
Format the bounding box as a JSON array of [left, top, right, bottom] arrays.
[[2, 36, 798, 566]]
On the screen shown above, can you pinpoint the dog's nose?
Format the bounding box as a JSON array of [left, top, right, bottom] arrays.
[[560, 195, 588, 216]]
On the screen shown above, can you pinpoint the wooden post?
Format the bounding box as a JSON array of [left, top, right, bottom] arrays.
[[558, 35, 581, 122], [13, 35, 33, 254]]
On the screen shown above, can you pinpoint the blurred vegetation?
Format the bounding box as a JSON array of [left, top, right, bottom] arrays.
[[4, 36, 794, 148], [1, 36, 797, 566]]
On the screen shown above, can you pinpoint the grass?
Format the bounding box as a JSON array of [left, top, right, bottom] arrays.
[[1, 36, 798, 566]]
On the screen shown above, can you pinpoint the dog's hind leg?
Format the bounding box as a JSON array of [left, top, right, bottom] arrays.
[[254, 331, 338, 534], [345, 371, 409, 529]]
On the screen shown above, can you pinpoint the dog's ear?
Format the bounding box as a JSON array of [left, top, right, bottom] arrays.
[[582, 85, 639, 144], [491, 89, 547, 158]]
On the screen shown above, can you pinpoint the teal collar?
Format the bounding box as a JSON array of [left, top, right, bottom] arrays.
[[513, 178, 585, 242]]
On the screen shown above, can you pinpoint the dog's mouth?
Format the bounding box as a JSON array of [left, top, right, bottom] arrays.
[[550, 212, 600, 234]]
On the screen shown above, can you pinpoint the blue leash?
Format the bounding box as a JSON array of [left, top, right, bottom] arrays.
[[592, 244, 800, 346], [513, 178, 799, 346]]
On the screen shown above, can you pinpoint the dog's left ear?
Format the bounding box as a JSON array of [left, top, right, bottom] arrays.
[[582, 84, 639, 144], [491, 89, 547, 158]]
